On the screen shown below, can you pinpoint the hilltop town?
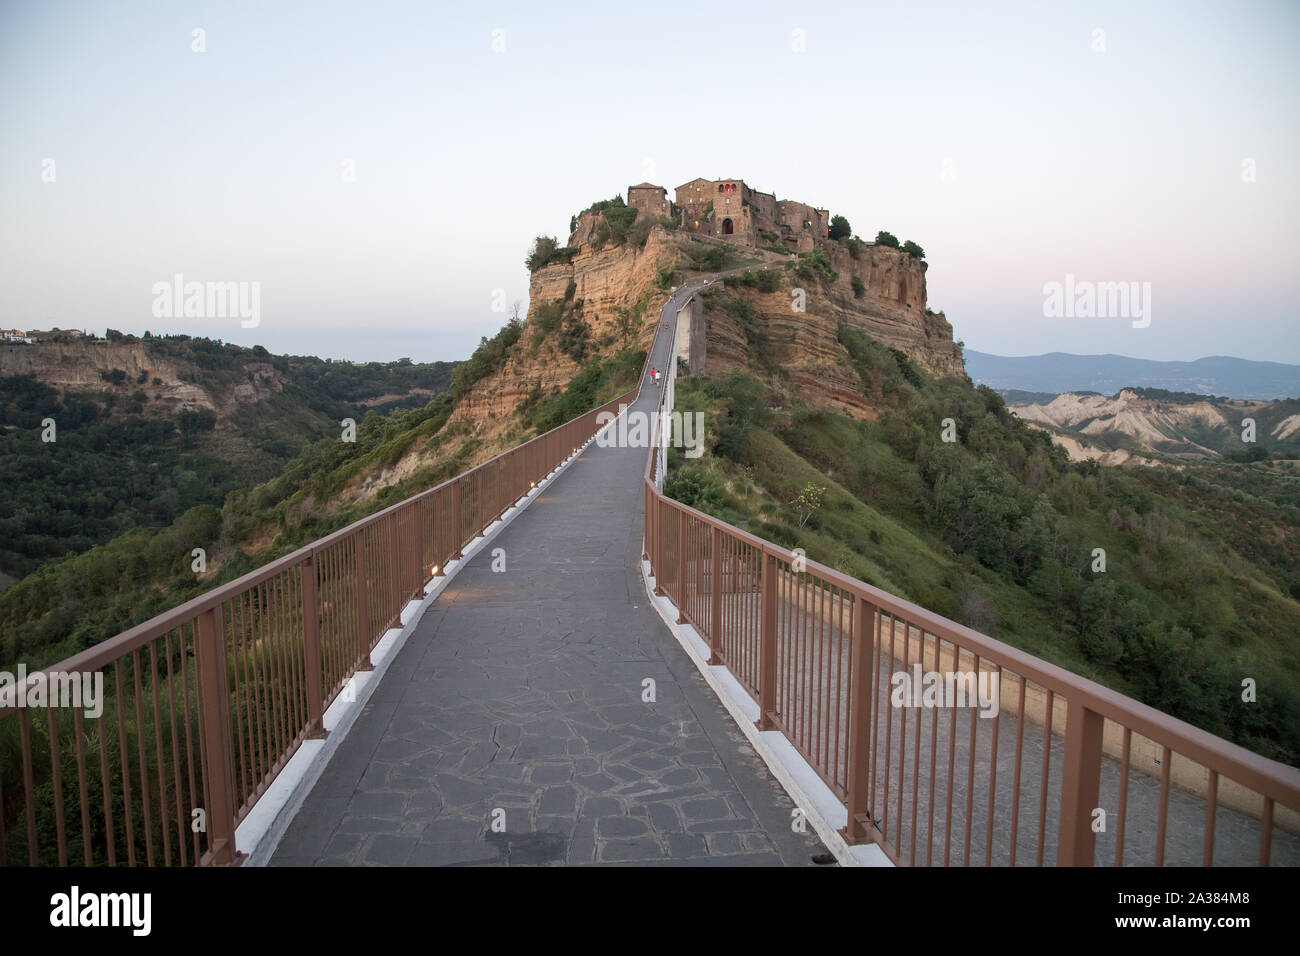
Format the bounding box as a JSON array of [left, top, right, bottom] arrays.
[[1, 328, 86, 344], [625, 177, 829, 251]]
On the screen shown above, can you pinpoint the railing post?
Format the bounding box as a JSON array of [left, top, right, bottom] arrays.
[[1057, 698, 1104, 866], [709, 525, 722, 665], [450, 481, 463, 561], [676, 509, 687, 624], [756, 550, 778, 731], [355, 534, 373, 671], [652, 496, 665, 596], [195, 605, 240, 865], [842, 595, 875, 843], [389, 511, 403, 606], [301, 554, 327, 739], [642, 484, 650, 562]]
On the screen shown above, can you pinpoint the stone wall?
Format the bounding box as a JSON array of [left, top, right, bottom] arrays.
[[675, 296, 706, 374], [628, 184, 672, 221]]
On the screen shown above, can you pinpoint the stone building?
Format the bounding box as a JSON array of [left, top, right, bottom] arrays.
[[627, 182, 673, 221], [626, 177, 829, 249]]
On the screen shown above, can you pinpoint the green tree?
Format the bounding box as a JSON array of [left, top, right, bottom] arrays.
[[902, 239, 926, 261], [829, 215, 852, 240], [526, 236, 559, 271], [875, 230, 900, 248]]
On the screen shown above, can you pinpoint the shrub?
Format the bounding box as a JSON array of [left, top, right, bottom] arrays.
[[902, 240, 926, 261], [450, 318, 523, 399], [875, 230, 900, 248], [794, 247, 837, 283], [688, 244, 734, 272], [851, 275, 865, 298], [526, 236, 576, 271], [755, 269, 781, 293], [665, 466, 725, 511], [532, 299, 564, 336]]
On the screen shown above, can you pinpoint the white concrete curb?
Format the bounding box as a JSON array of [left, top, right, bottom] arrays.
[[239, 410, 629, 866], [639, 559, 893, 868]]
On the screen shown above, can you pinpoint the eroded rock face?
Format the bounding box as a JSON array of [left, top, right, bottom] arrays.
[[701, 288, 879, 419], [452, 224, 967, 466], [820, 242, 965, 378], [455, 226, 679, 424], [0, 340, 212, 409]]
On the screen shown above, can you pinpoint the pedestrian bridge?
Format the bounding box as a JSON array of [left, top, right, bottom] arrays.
[[3, 283, 1297, 867]]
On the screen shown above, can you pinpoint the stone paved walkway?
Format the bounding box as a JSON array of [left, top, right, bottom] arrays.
[[271, 287, 831, 866]]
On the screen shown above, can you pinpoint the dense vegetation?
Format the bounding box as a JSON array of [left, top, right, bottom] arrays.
[[666, 292, 1299, 764], [0, 336, 454, 582]]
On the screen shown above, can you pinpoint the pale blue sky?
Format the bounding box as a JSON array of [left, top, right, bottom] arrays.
[[1, 0, 1297, 363]]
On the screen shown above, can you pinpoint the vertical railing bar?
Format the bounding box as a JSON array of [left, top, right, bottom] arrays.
[[819, 577, 830, 776], [73, 707, 92, 866], [1155, 745, 1172, 866], [909, 630, 922, 864], [1035, 689, 1054, 868], [963, 652, 978, 866], [926, 630, 940, 866], [96, 693, 115, 867], [148, 640, 172, 867], [179, 623, 201, 865], [709, 526, 722, 666], [842, 596, 874, 844], [303, 556, 326, 739], [867, 603, 881, 833], [163, 632, 188, 866], [1009, 675, 1026, 867], [985, 663, 1001, 867], [1202, 770, 1218, 867], [113, 662, 136, 867], [944, 642, 958, 867], [1115, 727, 1131, 867], [287, 568, 307, 739], [835, 587, 847, 795], [20, 709, 38, 865], [897, 618, 908, 862], [1259, 797, 1273, 867], [227, 597, 249, 807], [132, 648, 154, 866], [195, 604, 238, 864], [240, 590, 265, 793], [255, 582, 278, 776], [882, 612, 895, 848], [48, 704, 67, 866]]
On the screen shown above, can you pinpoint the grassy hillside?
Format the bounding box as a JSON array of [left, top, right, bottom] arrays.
[[665, 299, 1300, 764]]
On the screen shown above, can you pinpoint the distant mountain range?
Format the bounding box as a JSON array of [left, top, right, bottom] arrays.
[[964, 351, 1300, 401]]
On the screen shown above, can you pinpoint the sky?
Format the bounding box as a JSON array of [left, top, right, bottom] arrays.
[[1, 0, 1297, 364]]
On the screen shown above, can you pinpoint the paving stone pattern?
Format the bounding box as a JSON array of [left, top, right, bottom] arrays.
[[272, 288, 831, 866]]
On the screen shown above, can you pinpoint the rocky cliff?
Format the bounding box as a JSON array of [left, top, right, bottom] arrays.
[[0, 340, 212, 410], [821, 241, 964, 378], [454, 224, 678, 425]]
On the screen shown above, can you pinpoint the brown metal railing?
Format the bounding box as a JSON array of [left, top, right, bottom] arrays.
[[0, 388, 633, 866], [644, 297, 1300, 866]]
